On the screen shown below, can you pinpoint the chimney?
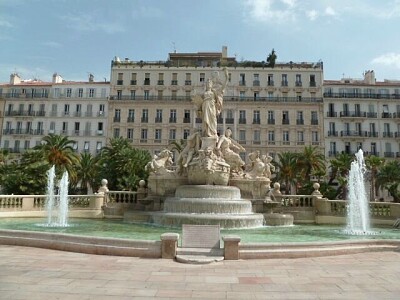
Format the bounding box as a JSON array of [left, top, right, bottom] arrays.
[[222, 46, 228, 58], [364, 70, 376, 85], [10, 73, 21, 85], [52, 73, 63, 83]]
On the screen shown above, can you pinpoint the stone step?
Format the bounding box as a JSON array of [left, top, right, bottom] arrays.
[[176, 247, 225, 264]]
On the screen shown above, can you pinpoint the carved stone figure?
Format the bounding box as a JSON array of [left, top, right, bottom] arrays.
[[176, 132, 201, 174], [192, 68, 228, 138], [145, 149, 174, 175], [216, 128, 246, 174]]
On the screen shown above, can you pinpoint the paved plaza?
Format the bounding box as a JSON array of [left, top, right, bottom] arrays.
[[0, 245, 399, 299]]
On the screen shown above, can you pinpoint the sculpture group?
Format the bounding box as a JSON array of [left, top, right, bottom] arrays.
[[147, 68, 275, 189]]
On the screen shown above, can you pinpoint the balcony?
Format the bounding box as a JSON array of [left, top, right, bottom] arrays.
[[239, 80, 246, 86], [267, 119, 275, 125], [127, 117, 134, 123], [369, 132, 379, 137], [281, 81, 288, 87], [309, 81, 316, 87], [382, 112, 392, 118], [339, 111, 367, 118], [384, 152, 395, 158], [157, 80, 164, 85], [141, 117, 148, 123], [296, 119, 304, 125], [252, 119, 260, 125], [282, 119, 290, 125], [114, 116, 121, 122], [217, 117, 223, 124], [185, 80, 192, 85], [117, 80, 123, 85], [195, 118, 202, 123], [328, 151, 338, 157], [267, 80, 274, 86], [253, 80, 260, 86], [311, 119, 318, 125], [155, 117, 163, 123], [144, 79, 150, 85], [340, 131, 368, 137], [326, 111, 337, 117], [323, 92, 400, 99], [367, 112, 377, 118], [295, 81, 302, 87], [183, 117, 191, 123], [225, 118, 234, 124], [328, 131, 338, 136], [130, 80, 137, 85], [169, 117, 177, 123], [171, 80, 178, 85], [239, 118, 246, 124], [383, 132, 394, 138]]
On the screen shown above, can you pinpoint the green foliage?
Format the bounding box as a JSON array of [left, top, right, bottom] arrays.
[[266, 48, 277, 68], [377, 160, 400, 202]]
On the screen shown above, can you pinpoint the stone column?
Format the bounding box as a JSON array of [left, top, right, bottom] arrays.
[[22, 197, 35, 210], [89, 194, 105, 209], [160, 233, 179, 259], [222, 235, 241, 260]]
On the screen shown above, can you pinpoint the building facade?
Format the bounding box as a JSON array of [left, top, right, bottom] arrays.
[[108, 46, 325, 162], [0, 73, 109, 155], [324, 70, 400, 160]]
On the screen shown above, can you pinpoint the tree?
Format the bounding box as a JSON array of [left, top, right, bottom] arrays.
[[266, 48, 277, 68], [275, 151, 298, 194], [34, 134, 80, 178], [376, 160, 400, 202], [328, 153, 353, 199], [72, 152, 100, 194], [98, 138, 151, 191], [365, 155, 385, 201], [296, 146, 326, 184]]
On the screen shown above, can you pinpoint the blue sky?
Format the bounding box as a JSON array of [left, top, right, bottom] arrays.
[[1, 0, 400, 83]]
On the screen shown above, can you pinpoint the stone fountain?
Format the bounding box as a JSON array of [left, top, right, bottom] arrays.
[[124, 68, 287, 229]]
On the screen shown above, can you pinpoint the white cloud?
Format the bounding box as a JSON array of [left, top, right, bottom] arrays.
[[371, 53, 400, 69], [41, 41, 62, 48], [0, 19, 13, 28], [244, 0, 297, 23], [325, 6, 336, 16], [60, 13, 124, 34], [306, 10, 318, 21]]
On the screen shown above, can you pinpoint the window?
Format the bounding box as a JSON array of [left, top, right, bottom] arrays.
[[98, 122, 103, 134], [268, 74, 274, 86], [155, 129, 162, 142], [239, 130, 246, 143], [51, 104, 57, 116], [184, 110, 191, 123], [253, 130, 261, 144], [282, 111, 289, 124], [311, 111, 318, 125], [144, 90, 150, 100], [117, 90, 122, 100], [239, 110, 246, 124], [156, 109, 163, 122], [312, 131, 319, 143], [114, 109, 121, 122], [66, 88, 72, 97], [127, 128, 134, 140], [282, 74, 288, 86], [142, 109, 148, 122], [171, 90, 177, 100], [141, 129, 148, 141], [130, 73, 137, 85], [54, 88, 60, 98], [253, 110, 260, 124], [96, 142, 102, 153], [268, 131, 275, 143], [157, 90, 163, 100], [24, 140, 30, 150], [99, 104, 105, 116], [113, 128, 120, 138], [240, 91, 246, 99], [130, 90, 136, 100], [297, 111, 304, 125], [62, 122, 68, 134], [86, 104, 93, 117], [170, 109, 177, 123], [64, 104, 70, 116], [117, 73, 123, 85], [88, 88, 95, 98], [283, 131, 290, 143], [84, 141, 90, 152], [295, 74, 302, 86], [253, 74, 260, 86], [158, 73, 164, 85], [144, 73, 150, 85], [183, 129, 190, 139], [78, 88, 83, 97], [185, 73, 191, 85], [49, 122, 55, 134], [297, 131, 304, 144], [171, 73, 178, 85], [128, 109, 135, 122], [74, 122, 80, 135], [239, 73, 245, 85], [169, 129, 176, 140], [200, 73, 205, 82]]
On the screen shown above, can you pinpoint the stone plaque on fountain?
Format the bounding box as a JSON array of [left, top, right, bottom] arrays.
[[182, 224, 220, 249]]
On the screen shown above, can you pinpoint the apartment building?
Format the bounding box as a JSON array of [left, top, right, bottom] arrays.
[[108, 46, 324, 161], [324, 70, 400, 159], [0, 73, 109, 155]]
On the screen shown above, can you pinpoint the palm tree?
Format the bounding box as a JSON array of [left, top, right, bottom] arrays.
[[296, 146, 326, 184], [99, 137, 151, 190], [365, 155, 385, 201], [34, 134, 80, 178], [376, 160, 400, 202], [328, 153, 353, 199], [266, 48, 277, 68], [275, 151, 298, 194], [73, 152, 100, 194]]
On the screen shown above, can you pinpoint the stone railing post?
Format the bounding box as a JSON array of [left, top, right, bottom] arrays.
[[90, 194, 105, 209], [22, 196, 34, 210], [222, 235, 241, 260], [315, 198, 332, 215], [160, 233, 179, 259], [390, 203, 400, 218]]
